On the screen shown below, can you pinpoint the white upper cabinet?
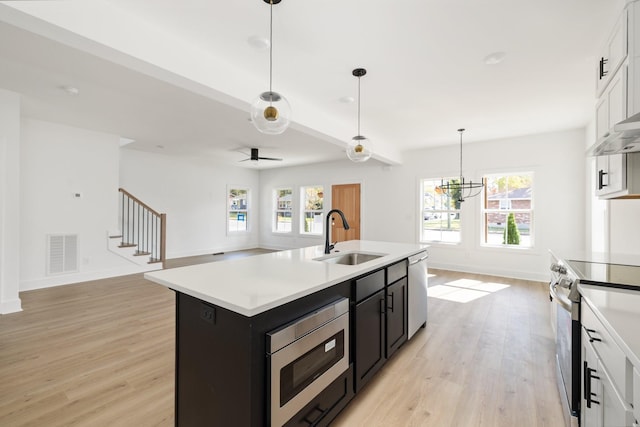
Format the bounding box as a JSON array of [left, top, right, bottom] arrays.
[[596, 65, 628, 140], [597, 9, 628, 97], [593, 2, 640, 199]]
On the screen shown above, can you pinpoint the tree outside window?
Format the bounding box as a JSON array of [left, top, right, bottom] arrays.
[[482, 173, 533, 247], [273, 188, 293, 233], [228, 187, 249, 233], [301, 186, 324, 235], [420, 178, 461, 243]]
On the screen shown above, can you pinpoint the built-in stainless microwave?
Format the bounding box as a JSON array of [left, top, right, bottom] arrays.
[[267, 298, 349, 427]]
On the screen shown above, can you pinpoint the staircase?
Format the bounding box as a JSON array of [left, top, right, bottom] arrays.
[[108, 188, 166, 269]]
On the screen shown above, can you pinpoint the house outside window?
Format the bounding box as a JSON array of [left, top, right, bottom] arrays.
[[301, 186, 324, 235], [273, 188, 293, 233], [482, 172, 533, 247], [228, 187, 249, 233], [420, 178, 461, 243]]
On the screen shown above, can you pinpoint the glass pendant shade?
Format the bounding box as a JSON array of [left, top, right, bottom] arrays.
[[250, 91, 291, 135], [347, 135, 373, 162]]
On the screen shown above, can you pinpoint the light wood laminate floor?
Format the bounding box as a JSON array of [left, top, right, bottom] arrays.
[[0, 254, 564, 426]]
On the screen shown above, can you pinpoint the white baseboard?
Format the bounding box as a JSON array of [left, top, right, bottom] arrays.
[[0, 298, 22, 314], [20, 263, 162, 292], [166, 244, 263, 259], [428, 261, 548, 283]]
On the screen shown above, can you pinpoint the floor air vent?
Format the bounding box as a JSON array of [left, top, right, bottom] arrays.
[[47, 234, 78, 275]]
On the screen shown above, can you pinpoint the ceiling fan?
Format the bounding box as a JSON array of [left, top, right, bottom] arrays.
[[239, 148, 283, 162]]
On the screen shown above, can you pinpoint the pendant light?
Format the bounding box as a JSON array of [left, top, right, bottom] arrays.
[[250, 0, 291, 135], [347, 68, 373, 162], [438, 128, 484, 202]]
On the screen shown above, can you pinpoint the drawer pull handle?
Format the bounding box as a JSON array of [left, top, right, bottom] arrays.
[[303, 405, 326, 425], [584, 362, 601, 408], [585, 328, 602, 343]]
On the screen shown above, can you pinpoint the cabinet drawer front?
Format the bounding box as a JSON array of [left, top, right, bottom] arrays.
[[582, 302, 628, 397], [355, 269, 385, 302], [634, 366, 640, 422], [600, 354, 635, 427], [387, 259, 407, 285]]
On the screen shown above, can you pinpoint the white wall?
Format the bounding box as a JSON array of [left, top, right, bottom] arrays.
[[260, 129, 587, 281], [609, 200, 640, 255], [19, 119, 134, 291], [119, 149, 260, 258], [0, 89, 22, 313]]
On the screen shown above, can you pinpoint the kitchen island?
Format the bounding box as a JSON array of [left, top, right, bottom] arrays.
[[145, 240, 427, 427]]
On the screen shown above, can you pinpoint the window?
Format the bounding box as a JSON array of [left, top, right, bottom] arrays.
[[273, 188, 293, 233], [482, 172, 533, 247], [300, 186, 324, 235], [228, 187, 249, 233], [420, 178, 461, 243]]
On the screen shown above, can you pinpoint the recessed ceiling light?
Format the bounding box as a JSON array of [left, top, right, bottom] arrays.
[[247, 35, 269, 51], [339, 96, 355, 104], [60, 85, 80, 96], [483, 51, 506, 65]]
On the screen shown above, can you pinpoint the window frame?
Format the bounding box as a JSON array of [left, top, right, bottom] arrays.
[[480, 171, 534, 249], [227, 186, 250, 234], [272, 187, 293, 234], [419, 177, 463, 244], [300, 185, 324, 236]]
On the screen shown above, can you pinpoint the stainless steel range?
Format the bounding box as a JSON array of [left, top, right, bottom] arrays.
[[549, 251, 640, 427], [549, 252, 581, 427]]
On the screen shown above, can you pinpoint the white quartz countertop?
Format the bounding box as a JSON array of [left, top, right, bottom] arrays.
[[144, 240, 427, 317], [579, 284, 640, 368]]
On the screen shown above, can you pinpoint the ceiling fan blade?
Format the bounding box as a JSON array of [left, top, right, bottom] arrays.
[[258, 156, 283, 161]]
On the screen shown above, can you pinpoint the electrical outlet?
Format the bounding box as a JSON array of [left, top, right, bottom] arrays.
[[200, 304, 215, 324]]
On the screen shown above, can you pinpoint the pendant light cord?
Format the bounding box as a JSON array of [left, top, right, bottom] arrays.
[[357, 76, 361, 136], [458, 128, 464, 183], [269, 0, 273, 95]]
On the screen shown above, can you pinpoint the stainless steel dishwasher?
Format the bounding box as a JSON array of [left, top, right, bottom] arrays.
[[408, 250, 428, 339]]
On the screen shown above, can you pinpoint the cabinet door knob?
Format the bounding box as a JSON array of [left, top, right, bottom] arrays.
[[599, 57, 609, 79]]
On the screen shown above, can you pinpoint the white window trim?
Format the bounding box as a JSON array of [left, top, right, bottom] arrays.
[[300, 185, 324, 236], [479, 171, 535, 250], [272, 187, 293, 234], [419, 177, 462, 245], [227, 185, 250, 234]]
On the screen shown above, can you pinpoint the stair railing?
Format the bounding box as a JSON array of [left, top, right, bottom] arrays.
[[118, 188, 166, 266]]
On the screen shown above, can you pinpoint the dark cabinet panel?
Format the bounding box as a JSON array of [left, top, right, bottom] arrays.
[[354, 268, 385, 302], [354, 289, 386, 392], [387, 259, 407, 285], [386, 277, 408, 358]]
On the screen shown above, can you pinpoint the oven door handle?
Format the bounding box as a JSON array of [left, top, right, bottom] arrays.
[[549, 280, 572, 312]]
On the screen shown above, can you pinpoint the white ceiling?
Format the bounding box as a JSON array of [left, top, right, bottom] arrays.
[[0, 0, 623, 169]]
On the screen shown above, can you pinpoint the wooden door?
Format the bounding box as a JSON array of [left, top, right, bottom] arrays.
[[331, 183, 360, 242]]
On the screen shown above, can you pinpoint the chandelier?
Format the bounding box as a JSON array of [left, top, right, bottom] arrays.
[[437, 128, 484, 202]]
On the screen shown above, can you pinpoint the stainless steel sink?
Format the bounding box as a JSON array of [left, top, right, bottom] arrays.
[[314, 252, 386, 266]]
